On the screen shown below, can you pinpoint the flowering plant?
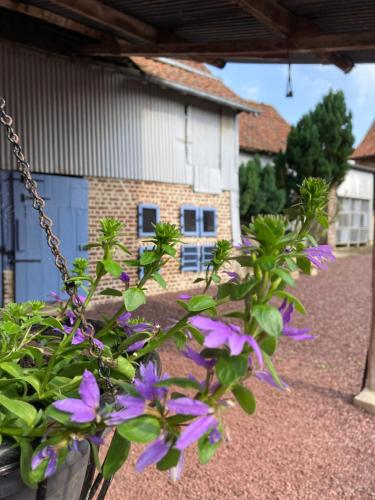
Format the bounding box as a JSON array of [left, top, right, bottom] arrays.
[[0, 178, 335, 491]]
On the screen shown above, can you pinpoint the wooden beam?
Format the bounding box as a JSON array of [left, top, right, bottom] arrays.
[[47, 0, 158, 43], [81, 32, 375, 58], [230, 0, 353, 72], [0, 0, 105, 40]]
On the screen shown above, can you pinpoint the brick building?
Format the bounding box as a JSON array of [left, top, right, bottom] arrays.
[[0, 41, 258, 304]]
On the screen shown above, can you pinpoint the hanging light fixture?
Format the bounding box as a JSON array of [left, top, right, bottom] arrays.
[[286, 62, 293, 98]]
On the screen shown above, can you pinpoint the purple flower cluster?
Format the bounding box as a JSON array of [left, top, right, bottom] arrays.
[[304, 244, 335, 270], [59, 311, 104, 350], [279, 301, 314, 341], [117, 312, 152, 352]]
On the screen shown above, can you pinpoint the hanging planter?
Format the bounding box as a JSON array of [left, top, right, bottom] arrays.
[[0, 98, 336, 500]]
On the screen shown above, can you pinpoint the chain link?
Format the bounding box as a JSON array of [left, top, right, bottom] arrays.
[[0, 97, 114, 392]]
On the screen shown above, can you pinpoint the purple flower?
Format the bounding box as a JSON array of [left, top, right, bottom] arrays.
[[175, 415, 219, 451], [223, 271, 240, 283], [48, 291, 63, 303], [118, 312, 151, 352], [135, 436, 170, 472], [167, 397, 212, 416], [105, 395, 145, 425], [31, 446, 57, 478], [53, 370, 100, 423], [255, 370, 289, 391], [279, 301, 314, 341], [189, 316, 263, 367], [178, 293, 192, 300], [105, 362, 168, 424], [235, 236, 252, 251], [181, 346, 216, 369], [60, 323, 104, 350], [120, 272, 130, 284], [304, 245, 335, 270]]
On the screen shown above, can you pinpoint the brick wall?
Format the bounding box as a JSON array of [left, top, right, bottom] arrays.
[[87, 177, 232, 300]]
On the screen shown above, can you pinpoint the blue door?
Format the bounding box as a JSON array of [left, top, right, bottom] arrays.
[[13, 173, 88, 303]]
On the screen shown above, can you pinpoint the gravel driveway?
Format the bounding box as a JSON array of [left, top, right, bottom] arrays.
[[94, 251, 375, 499]]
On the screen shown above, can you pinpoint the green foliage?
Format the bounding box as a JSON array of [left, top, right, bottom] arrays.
[[276, 90, 354, 205], [239, 155, 285, 223]]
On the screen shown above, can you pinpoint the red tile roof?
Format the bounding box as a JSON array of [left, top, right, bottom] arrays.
[[351, 120, 375, 159], [130, 57, 251, 110], [239, 101, 290, 155]]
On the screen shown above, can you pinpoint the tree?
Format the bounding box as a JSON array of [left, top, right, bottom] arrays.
[[276, 90, 354, 206], [239, 155, 285, 223]]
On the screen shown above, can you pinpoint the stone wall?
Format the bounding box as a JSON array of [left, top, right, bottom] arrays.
[[87, 177, 232, 300]]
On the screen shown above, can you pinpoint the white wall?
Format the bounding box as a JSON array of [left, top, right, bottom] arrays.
[[239, 150, 275, 167], [337, 168, 374, 200]]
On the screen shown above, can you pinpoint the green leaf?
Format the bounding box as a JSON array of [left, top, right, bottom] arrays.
[[252, 304, 282, 337], [276, 291, 306, 315], [118, 416, 160, 443], [217, 282, 235, 300], [284, 256, 298, 272], [140, 251, 158, 266], [198, 434, 220, 464], [231, 384, 256, 415], [296, 256, 311, 274], [123, 288, 146, 312], [152, 272, 167, 289], [0, 395, 37, 426], [19, 440, 38, 488], [273, 268, 295, 287], [233, 255, 253, 267], [155, 377, 202, 391], [260, 335, 278, 356], [157, 448, 180, 471], [215, 354, 248, 387], [102, 432, 131, 479], [41, 317, 64, 330], [230, 280, 257, 300], [186, 295, 216, 312], [222, 310, 246, 320], [174, 331, 187, 349], [103, 259, 122, 278], [100, 288, 123, 297], [161, 244, 176, 257], [317, 213, 329, 229], [263, 353, 284, 389], [115, 357, 136, 380], [257, 255, 276, 271]]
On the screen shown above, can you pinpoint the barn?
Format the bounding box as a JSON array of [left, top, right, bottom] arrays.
[[0, 40, 255, 305]]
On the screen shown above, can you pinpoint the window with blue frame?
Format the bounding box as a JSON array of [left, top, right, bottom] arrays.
[[200, 207, 217, 237], [138, 204, 160, 237], [181, 245, 200, 272], [201, 245, 215, 270], [180, 205, 199, 236], [180, 206, 217, 237]]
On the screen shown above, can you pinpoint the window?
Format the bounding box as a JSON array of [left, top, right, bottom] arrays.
[[201, 245, 215, 270], [138, 204, 160, 237], [181, 245, 200, 272], [200, 207, 217, 237], [180, 206, 217, 237], [180, 205, 199, 236]]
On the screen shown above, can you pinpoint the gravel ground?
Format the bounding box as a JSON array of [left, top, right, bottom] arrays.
[[93, 251, 375, 499]]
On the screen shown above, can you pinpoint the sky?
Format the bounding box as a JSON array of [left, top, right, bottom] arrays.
[[209, 62, 375, 146]]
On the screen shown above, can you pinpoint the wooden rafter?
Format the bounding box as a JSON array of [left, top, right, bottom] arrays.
[[46, 0, 158, 43], [229, 0, 353, 72], [0, 0, 106, 40], [80, 32, 375, 58]]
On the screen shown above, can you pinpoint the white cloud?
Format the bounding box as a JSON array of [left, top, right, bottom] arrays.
[[350, 64, 375, 107], [241, 84, 260, 99]]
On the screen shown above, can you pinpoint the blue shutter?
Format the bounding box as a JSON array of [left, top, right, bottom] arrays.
[[138, 204, 160, 237], [200, 245, 215, 271], [180, 205, 199, 236], [199, 207, 217, 237], [181, 245, 200, 272]]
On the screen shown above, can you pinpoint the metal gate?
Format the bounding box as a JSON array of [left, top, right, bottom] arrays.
[[336, 197, 371, 246], [1, 172, 88, 303]]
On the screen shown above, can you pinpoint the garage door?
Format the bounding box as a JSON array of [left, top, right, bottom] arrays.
[[12, 173, 88, 302], [336, 197, 371, 245]]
